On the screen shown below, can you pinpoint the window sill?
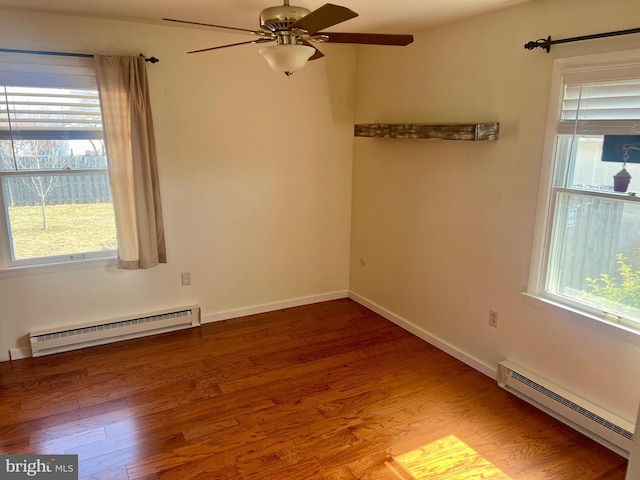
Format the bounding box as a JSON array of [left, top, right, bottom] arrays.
[[0, 257, 117, 279], [522, 292, 640, 347]]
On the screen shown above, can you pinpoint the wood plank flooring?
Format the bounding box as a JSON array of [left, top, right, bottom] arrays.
[[0, 299, 629, 479]]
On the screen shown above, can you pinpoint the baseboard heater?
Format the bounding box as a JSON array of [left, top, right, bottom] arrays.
[[497, 360, 634, 457], [30, 305, 200, 357]]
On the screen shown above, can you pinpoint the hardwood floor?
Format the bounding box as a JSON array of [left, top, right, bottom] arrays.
[[0, 299, 629, 479]]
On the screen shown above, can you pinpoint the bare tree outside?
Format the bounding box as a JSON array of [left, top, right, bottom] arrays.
[[1, 138, 71, 230]]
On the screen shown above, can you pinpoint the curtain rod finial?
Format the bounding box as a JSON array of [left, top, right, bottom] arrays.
[[140, 54, 159, 63], [524, 36, 551, 53]]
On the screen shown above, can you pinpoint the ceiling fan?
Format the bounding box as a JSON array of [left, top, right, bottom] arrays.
[[164, 1, 414, 76]]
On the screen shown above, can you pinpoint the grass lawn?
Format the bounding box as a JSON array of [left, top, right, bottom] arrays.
[[8, 203, 117, 260]]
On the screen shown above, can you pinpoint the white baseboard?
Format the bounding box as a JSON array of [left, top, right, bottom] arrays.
[[202, 290, 349, 324], [348, 290, 497, 379], [9, 347, 31, 360]]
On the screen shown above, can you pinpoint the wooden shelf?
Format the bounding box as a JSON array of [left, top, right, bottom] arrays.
[[354, 123, 499, 141]]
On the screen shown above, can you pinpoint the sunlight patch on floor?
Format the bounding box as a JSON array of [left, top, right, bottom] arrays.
[[387, 434, 512, 479]]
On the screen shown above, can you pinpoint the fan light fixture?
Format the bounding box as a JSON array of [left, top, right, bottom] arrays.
[[167, 2, 414, 77], [258, 44, 315, 77]]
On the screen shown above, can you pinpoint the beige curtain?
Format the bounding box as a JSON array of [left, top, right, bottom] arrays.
[[94, 55, 166, 269]]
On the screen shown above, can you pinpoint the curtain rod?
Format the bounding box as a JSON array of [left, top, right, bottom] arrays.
[[524, 27, 640, 53], [0, 48, 159, 63]]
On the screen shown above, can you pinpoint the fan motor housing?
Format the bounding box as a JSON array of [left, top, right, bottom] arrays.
[[260, 5, 310, 32]]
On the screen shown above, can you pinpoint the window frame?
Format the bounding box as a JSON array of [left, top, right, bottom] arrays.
[[0, 55, 117, 273], [527, 49, 640, 336]]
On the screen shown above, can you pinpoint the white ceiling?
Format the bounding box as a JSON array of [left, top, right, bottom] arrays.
[[0, 0, 528, 34]]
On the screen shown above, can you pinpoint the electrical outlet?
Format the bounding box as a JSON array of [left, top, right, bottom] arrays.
[[489, 310, 498, 328], [181, 272, 191, 286]]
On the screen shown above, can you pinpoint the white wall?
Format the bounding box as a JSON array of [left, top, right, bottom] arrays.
[[0, 10, 356, 361], [628, 406, 640, 478], [350, 0, 640, 426]]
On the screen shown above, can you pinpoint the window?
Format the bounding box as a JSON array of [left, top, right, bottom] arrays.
[[0, 55, 116, 270], [529, 52, 640, 332]]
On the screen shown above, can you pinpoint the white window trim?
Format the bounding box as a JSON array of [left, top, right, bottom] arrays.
[[526, 48, 640, 341], [0, 54, 117, 272], [0, 257, 117, 279]]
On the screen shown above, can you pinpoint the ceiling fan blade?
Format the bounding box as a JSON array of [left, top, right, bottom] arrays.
[[290, 4, 358, 35], [163, 18, 265, 36], [300, 40, 325, 61], [188, 38, 274, 54], [318, 32, 414, 46]]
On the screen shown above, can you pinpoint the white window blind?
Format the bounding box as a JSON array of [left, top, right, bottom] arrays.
[[0, 86, 103, 141], [558, 64, 640, 135], [0, 53, 96, 89], [0, 54, 102, 143]]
